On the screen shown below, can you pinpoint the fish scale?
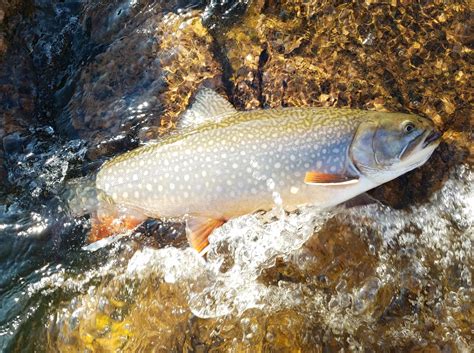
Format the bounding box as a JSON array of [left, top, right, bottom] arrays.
[[91, 88, 441, 252], [98, 108, 360, 217]]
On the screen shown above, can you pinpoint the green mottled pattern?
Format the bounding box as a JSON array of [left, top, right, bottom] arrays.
[[96, 107, 373, 219]]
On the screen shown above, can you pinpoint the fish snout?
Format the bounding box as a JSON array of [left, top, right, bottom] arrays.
[[423, 129, 442, 148]]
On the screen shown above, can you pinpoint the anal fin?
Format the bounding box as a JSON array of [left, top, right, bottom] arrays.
[[89, 212, 146, 243], [185, 216, 225, 255]]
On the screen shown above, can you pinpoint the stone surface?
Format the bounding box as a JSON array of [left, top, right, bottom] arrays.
[[212, 0, 472, 207], [56, 1, 221, 160]]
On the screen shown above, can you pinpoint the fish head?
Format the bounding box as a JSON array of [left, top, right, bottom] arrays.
[[350, 112, 442, 182]]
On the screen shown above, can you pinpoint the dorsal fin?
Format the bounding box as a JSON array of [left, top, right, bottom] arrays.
[[178, 88, 237, 129]]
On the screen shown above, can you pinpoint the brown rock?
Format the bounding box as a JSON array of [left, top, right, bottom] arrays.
[[64, 8, 221, 159]]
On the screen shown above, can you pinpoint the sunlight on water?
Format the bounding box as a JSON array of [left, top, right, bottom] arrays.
[[126, 206, 331, 318], [39, 164, 472, 352]]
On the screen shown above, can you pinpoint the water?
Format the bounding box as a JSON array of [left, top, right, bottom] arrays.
[[0, 1, 472, 352], [3, 168, 470, 351]]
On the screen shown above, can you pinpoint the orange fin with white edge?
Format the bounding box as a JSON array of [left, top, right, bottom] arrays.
[[304, 171, 359, 185], [185, 216, 225, 255], [89, 213, 146, 243]]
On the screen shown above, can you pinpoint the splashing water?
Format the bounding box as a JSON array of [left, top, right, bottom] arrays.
[[32, 164, 472, 352], [127, 205, 331, 318]]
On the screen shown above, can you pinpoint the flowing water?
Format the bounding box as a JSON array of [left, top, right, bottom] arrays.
[[0, 1, 472, 352]]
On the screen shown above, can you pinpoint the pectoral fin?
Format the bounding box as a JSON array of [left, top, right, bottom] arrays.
[[304, 171, 359, 185], [185, 216, 225, 255]]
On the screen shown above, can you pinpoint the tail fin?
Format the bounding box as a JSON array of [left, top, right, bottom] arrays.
[[62, 176, 100, 217], [62, 176, 146, 242]]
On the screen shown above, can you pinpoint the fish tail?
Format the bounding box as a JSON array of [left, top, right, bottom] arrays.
[[63, 177, 145, 242], [62, 176, 100, 217]]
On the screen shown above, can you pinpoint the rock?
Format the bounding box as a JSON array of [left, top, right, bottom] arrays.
[[57, 4, 221, 160], [212, 0, 472, 207]]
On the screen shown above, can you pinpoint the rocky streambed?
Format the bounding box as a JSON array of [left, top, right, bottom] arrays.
[[0, 1, 472, 352]]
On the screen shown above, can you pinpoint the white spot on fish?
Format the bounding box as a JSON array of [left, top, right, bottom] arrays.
[[266, 179, 275, 190], [274, 162, 281, 169], [290, 186, 299, 194], [146, 184, 152, 191], [170, 183, 175, 190]]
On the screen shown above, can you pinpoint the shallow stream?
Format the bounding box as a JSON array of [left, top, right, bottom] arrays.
[[0, 1, 472, 352]]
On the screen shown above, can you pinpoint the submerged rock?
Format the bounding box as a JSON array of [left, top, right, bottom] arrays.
[[212, 0, 471, 207]]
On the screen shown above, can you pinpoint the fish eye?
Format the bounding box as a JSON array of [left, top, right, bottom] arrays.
[[403, 122, 416, 134]]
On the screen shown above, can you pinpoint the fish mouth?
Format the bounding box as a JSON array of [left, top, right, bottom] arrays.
[[400, 129, 441, 161], [423, 130, 442, 148]]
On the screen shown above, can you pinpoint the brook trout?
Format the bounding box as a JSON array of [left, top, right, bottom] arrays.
[[89, 88, 441, 253]]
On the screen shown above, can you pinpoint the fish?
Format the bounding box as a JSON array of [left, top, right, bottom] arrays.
[[80, 88, 441, 254]]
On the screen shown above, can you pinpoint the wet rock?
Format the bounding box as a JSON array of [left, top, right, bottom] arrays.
[[58, 5, 221, 160], [209, 0, 472, 208]]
